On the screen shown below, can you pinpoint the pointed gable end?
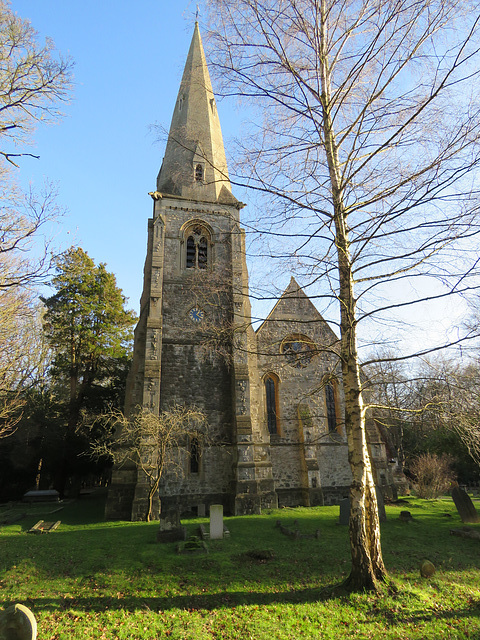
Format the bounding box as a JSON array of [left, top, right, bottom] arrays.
[[256, 277, 338, 344]]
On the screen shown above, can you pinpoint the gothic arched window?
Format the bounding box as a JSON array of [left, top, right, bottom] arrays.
[[186, 226, 209, 269], [325, 381, 338, 433], [264, 373, 279, 435]]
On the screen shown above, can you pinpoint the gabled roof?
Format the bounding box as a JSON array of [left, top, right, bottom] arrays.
[[256, 277, 338, 343], [156, 23, 236, 205]]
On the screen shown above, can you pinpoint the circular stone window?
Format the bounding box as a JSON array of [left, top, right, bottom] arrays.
[[281, 335, 316, 368]]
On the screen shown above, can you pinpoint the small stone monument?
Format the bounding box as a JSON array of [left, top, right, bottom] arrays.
[[338, 489, 386, 525], [375, 487, 387, 522], [339, 498, 350, 525], [452, 486, 480, 524], [399, 510, 413, 522], [420, 560, 436, 578], [209, 504, 224, 540], [156, 510, 186, 543], [0, 603, 37, 640]]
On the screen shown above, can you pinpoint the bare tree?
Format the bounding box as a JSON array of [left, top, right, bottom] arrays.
[[0, 2, 72, 433], [366, 353, 480, 474], [0, 286, 48, 436], [91, 406, 207, 522], [0, 0, 71, 283], [0, 2, 72, 167], [205, 0, 480, 590], [410, 453, 456, 499]]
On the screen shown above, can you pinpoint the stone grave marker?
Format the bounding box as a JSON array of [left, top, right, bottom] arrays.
[[452, 486, 480, 524], [156, 510, 186, 543], [209, 504, 224, 539], [0, 603, 37, 640], [420, 560, 436, 578], [399, 510, 413, 522], [375, 486, 387, 523], [197, 504, 206, 517], [338, 489, 386, 526], [339, 498, 350, 525], [22, 490, 59, 503]]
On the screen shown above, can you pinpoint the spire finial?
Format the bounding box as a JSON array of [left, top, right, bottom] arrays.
[[196, 4, 200, 20]]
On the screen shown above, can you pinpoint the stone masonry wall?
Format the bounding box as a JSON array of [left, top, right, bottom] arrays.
[[255, 281, 352, 506]]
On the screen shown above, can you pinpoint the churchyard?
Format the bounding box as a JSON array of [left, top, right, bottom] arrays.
[[0, 491, 479, 639]]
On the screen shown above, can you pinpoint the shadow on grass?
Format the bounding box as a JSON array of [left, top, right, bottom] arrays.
[[3, 494, 480, 609], [1, 588, 479, 623], [0, 587, 330, 612]]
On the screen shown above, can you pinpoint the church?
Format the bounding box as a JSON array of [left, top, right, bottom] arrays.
[[105, 23, 396, 521]]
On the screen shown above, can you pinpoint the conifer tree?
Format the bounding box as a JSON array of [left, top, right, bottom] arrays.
[[41, 247, 136, 492]]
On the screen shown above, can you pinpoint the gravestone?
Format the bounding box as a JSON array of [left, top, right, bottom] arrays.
[[338, 490, 386, 525], [197, 504, 206, 517], [0, 603, 37, 640], [399, 510, 413, 522], [420, 560, 436, 578], [156, 510, 186, 543], [452, 486, 480, 524], [209, 504, 223, 539], [339, 498, 350, 525], [23, 490, 59, 503], [375, 487, 387, 523]]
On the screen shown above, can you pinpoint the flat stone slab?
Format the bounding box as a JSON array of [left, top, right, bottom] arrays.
[[275, 520, 320, 539], [198, 523, 230, 540], [23, 490, 60, 503], [177, 536, 208, 555], [27, 520, 61, 535], [450, 526, 480, 540], [0, 512, 27, 526]]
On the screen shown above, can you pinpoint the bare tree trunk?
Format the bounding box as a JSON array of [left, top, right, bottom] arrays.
[[336, 222, 387, 590], [319, 0, 387, 587], [146, 475, 160, 522]]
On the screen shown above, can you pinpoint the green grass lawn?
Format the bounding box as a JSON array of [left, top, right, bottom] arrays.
[[1, 492, 479, 639]]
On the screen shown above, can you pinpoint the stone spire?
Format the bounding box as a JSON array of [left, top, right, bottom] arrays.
[[157, 22, 235, 204]]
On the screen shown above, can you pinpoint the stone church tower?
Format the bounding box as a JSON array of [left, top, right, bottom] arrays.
[[106, 23, 277, 520], [105, 24, 396, 521]]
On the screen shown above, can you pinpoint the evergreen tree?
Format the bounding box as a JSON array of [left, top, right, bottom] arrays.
[[41, 247, 136, 494]]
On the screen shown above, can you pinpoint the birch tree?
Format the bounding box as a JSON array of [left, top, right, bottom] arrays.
[[206, 0, 480, 590]]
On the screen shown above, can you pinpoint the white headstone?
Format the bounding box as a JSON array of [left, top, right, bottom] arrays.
[[209, 504, 223, 539]]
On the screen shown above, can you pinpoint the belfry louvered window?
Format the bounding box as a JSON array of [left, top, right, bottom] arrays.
[[186, 227, 208, 269]]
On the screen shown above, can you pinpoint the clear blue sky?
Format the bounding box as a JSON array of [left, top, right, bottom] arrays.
[[12, 1, 232, 312], [11, 1, 469, 355]]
